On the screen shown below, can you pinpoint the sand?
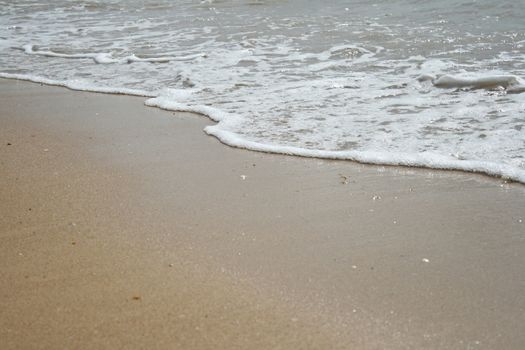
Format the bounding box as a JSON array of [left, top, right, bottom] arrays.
[[1, 78, 524, 349]]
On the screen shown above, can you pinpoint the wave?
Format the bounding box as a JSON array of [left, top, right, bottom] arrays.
[[418, 73, 525, 93], [125, 52, 207, 63], [21, 44, 119, 64], [19, 45, 206, 65], [3, 72, 521, 184]]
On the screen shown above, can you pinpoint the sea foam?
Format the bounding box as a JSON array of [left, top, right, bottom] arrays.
[[21, 44, 119, 64], [2, 72, 524, 184], [2, 0, 525, 184], [0, 72, 154, 97], [20, 45, 205, 65]]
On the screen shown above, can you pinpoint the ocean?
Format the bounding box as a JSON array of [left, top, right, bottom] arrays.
[[1, 0, 524, 182]]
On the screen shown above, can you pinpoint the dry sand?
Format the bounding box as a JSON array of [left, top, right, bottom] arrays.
[[1, 78, 524, 349]]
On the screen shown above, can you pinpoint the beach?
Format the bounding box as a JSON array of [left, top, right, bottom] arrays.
[[1, 78, 524, 349]]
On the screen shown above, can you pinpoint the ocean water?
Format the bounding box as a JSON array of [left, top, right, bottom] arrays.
[[1, 0, 524, 182]]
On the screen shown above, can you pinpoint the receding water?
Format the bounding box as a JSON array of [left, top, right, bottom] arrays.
[[1, 0, 524, 181]]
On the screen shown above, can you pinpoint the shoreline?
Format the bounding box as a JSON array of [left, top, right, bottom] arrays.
[[2, 73, 524, 184], [1, 78, 524, 349]]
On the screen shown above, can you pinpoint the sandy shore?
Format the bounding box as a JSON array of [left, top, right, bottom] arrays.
[[1, 78, 524, 349]]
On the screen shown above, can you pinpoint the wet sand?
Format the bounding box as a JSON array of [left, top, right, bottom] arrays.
[[1, 78, 524, 349]]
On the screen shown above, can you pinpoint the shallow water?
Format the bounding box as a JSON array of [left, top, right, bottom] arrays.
[[1, 0, 524, 181]]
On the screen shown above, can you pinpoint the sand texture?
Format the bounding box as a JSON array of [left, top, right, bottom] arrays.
[[1, 79, 525, 349]]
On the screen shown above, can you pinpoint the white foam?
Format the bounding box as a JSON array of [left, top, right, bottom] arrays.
[[126, 52, 206, 63], [22, 44, 120, 64], [2, 1, 525, 185], [203, 126, 525, 184], [2, 72, 524, 184], [0, 72, 154, 97], [21, 45, 205, 65], [125, 54, 172, 63], [93, 53, 119, 64], [145, 94, 234, 123]]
